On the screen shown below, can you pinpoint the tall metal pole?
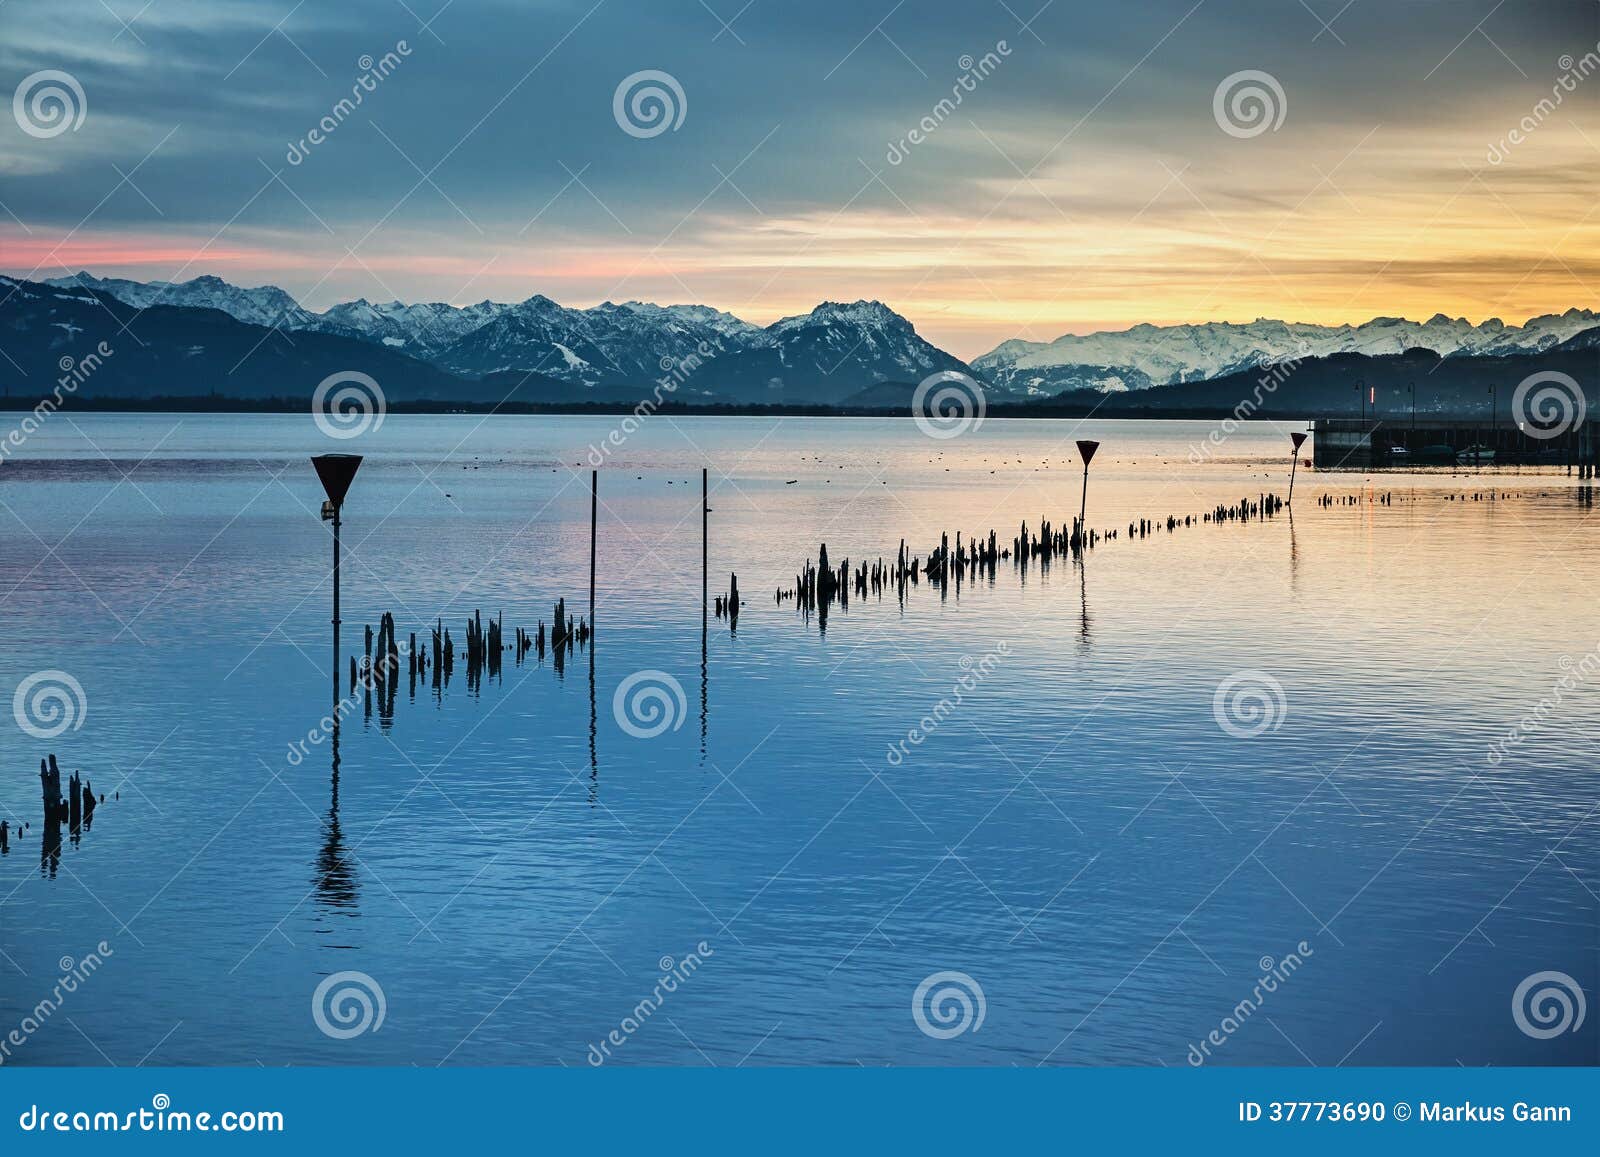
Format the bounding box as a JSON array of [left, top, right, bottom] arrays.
[[331, 504, 341, 705], [589, 469, 597, 640], [701, 466, 708, 760], [1288, 431, 1307, 506], [702, 467, 708, 627], [312, 453, 362, 704], [1074, 440, 1098, 545], [1079, 462, 1090, 534]]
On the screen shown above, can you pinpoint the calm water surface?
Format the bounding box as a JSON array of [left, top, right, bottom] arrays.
[[1, 414, 1595, 1066]]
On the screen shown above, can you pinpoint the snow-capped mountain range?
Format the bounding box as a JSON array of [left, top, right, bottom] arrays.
[[39, 271, 1600, 398], [47, 273, 319, 330], [41, 272, 966, 399], [972, 311, 1600, 394], [436, 295, 772, 384]]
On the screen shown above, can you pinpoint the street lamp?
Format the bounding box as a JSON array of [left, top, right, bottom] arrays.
[[1076, 439, 1099, 547], [312, 454, 363, 703], [1288, 430, 1308, 506]]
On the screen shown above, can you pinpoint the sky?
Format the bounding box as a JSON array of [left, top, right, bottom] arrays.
[[1, 0, 1597, 358]]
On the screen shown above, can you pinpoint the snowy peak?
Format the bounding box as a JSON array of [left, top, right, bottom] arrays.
[[772, 299, 909, 335], [589, 300, 772, 347], [46, 271, 313, 329], [312, 297, 510, 357], [440, 295, 778, 382]]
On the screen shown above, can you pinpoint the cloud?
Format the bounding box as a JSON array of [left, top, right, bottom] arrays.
[[2, 0, 1594, 357]]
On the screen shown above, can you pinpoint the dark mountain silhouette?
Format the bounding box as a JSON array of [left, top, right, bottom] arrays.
[[1, 276, 478, 402], [1024, 346, 1599, 418], [3, 275, 1594, 418]]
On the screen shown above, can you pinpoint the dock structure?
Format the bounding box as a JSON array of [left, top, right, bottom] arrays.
[[1311, 417, 1599, 472]]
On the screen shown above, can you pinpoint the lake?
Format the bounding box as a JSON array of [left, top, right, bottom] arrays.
[[0, 413, 1595, 1067]]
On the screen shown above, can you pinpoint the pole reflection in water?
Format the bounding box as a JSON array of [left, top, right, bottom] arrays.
[[587, 645, 599, 807], [1078, 559, 1092, 647], [1289, 511, 1301, 593], [314, 694, 360, 918]]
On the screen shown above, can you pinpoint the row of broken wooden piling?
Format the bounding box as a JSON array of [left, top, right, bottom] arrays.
[[779, 492, 1302, 628], [343, 598, 595, 730], [1318, 492, 1395, 506], [3, 753, 117, 877]]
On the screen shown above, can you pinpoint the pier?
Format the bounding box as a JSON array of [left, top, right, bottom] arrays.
[[1311, 417, 1600, 472]]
